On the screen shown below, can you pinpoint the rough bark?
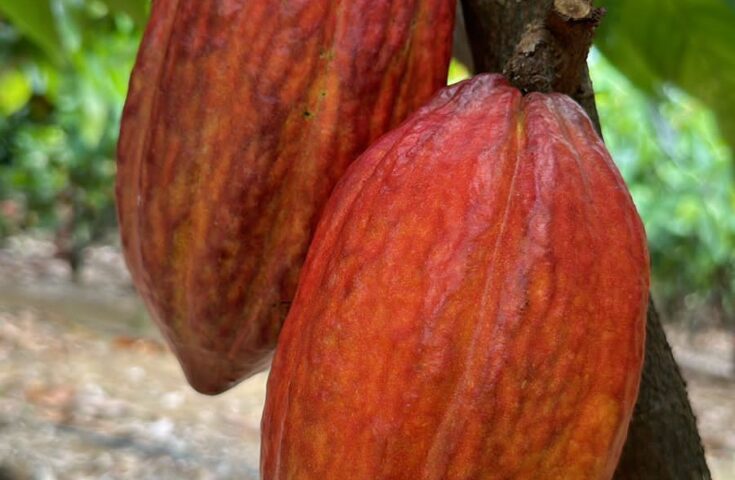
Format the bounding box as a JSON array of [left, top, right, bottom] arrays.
[[457, 1, 711, 478]]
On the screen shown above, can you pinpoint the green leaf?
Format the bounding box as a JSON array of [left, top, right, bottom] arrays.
[[98, 0, 149, 26], [0, 68, 32, 115], [596, 0, 735, 149], [448, 58, 471, 85], [0, 0, 64, 63]]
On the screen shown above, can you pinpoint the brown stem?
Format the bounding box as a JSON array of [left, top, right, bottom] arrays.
[[458, 0, 711, 477], [503, 5, 602, 93]]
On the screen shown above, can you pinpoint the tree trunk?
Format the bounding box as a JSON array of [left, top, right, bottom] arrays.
[[457, 1, 711, 478]]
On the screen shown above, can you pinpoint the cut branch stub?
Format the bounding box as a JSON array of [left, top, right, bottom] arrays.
[[554, 0, 592, 19], [503, 5, 604, 96]]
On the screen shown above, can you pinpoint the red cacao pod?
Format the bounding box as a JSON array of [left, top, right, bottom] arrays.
[[261, 74, 649, 479], [116, 0, 455, 393]]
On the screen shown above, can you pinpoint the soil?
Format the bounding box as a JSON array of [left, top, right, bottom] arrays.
[[0, 235, 733, 479]]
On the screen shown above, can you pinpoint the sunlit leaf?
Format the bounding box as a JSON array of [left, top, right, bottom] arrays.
[[448, 58, 471, 85], [0, 68, 32, 115]]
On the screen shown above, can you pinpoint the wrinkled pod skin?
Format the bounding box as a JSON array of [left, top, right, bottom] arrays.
[[116, 0, 455, 394], [262, 74, 649, 479]]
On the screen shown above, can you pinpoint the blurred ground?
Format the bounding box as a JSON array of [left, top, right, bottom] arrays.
[[0, 236, 733, 479]]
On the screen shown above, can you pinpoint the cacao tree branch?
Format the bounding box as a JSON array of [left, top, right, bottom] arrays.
[[502, 6, 601, 93], [458, 0, 711, 477]]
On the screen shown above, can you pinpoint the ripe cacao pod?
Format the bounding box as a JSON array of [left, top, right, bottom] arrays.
[[261, 74, 649, 479], [116, 0, 455, 393]]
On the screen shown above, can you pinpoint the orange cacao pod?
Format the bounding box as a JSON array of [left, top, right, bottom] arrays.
[[261, 74, 650, 479], [116, 0, 455, 393]]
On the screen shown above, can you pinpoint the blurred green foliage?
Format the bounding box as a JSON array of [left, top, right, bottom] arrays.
[[0, 0, 732, 325], [591, 50, 735, 326], [0, 0, 141, 273]]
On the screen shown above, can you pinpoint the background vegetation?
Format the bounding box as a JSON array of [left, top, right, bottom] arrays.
[[0, 0, 733, 329]]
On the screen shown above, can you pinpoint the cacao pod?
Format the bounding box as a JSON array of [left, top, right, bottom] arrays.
[[261, 74, 649, 479], [116, 0, 455, 393]]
